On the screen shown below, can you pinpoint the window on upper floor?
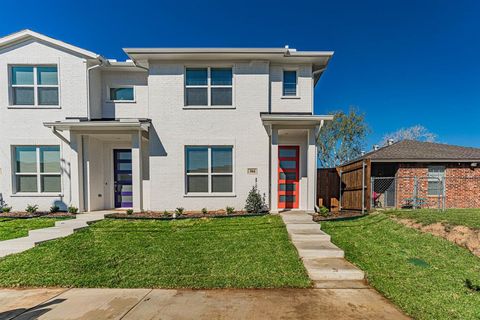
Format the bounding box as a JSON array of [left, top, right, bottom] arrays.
[[13, 146, 61, 193], [185, 67, 232, 107], [185, 146, 233, 194], [283, 70, 297, 96], [109, 87, 135, 102], [10, 66, 59, 106]]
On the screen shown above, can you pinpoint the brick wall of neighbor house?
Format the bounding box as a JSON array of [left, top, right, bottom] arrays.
[[396, 163, 480, 209]]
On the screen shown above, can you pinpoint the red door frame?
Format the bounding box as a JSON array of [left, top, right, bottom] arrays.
[[278, 146, 300, 209]]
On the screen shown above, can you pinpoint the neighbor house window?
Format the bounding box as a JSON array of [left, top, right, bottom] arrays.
[[185, 67, 232, 106], [109, 87, 134, 101], [10, 66, 59, 106], [427, 166, 445, 196], [14, 146, 61, 193], [283, 70, 297, 96], [185, 146, 233, 193]]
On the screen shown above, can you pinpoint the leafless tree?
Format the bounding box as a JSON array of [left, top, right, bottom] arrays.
[[380, 125, 437, 146]]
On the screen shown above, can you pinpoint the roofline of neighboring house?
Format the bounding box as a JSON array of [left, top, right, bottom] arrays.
[[0, 29, 103, 60], [370, 159, 480, 163]]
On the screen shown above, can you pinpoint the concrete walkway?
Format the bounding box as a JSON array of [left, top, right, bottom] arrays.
[[0, 211, 108, 258], [280, 211, 366, 288], [0, 288, 409, 320]]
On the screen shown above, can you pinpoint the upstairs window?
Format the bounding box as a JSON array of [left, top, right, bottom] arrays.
[[283, 70, 297, 96], [11, 66, 59, 106], [109, 87, 134, 101], [185, 67, 232, 106]]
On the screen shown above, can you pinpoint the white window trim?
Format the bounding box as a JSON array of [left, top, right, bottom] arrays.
[[106, 85, 136, 103], [427, 165, 445, 196], [8, 65, 60, 108], [12, 145, 63, 196], [184, 66, 235, 108], [281, 68, 299, 98], [184, 145, 235, 196]]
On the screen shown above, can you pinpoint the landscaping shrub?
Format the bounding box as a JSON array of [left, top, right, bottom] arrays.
[[163, 210, 170, 217], [245, 185, 267, 213], [26, 204, 39, 214], [126, 209, 134, 215], [226, 206, 235, 215], [1, 206, 12, 213], [318, 205, 330, 217], [67, 206, 79, 214], [201, 208, 208, 215], [50, 205, 60, 213], [174, 207, 184, 218]]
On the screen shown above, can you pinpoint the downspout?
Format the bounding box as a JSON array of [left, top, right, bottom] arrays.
[[86, 58, 105, 120]]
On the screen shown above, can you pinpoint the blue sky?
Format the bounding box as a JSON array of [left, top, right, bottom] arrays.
[[2, 0, 479, 149]]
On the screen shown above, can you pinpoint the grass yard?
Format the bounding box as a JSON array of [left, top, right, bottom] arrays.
[[386, 208, 480, 229], [0, 215, 310, 289], [322, 213, 480, 320], [0, 218, 62, 241]]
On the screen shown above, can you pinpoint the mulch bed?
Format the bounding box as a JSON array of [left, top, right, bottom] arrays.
[[105, 210, 269, 220], [313, 211, 367, 222], [0, 212, 75, 219]]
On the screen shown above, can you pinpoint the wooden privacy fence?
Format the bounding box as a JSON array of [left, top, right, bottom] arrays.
[[338, 159, 371, 212], [317, 159, 371, 213], [317, 168, 340, 212]]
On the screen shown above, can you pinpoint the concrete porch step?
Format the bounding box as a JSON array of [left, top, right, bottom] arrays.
[[288, 228, 331, 242], [303, 258, 364, 281], [280, 212, 316, 224], [293, 240, 344, 259]]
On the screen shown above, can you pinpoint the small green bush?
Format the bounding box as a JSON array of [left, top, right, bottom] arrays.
[[201, 208, 208, 215], [163, 210, 170, 216], [226, 206, 235, 215], [245, 185, 267, 213], [26, 204, 39, 214], [175, 207, 184, 217], [67, 206, 79, 214], [1, 206, 12, 213], [319, 206, 330, 217], [126, 209, 134, 215], [50, 205, 60, 213]]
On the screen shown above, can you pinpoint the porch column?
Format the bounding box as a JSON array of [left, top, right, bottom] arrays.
[[131, 131, 143, 211], [69, 132, 85, 212], [270, 127, 279, 213], [307, 127, 317, 213]]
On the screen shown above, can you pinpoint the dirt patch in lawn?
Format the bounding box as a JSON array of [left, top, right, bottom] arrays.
[[395, 218, 480, 257], [313, 211, 366, 222]]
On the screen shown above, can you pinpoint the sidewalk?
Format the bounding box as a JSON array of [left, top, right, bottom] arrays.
[[0, 288, 409, 320]]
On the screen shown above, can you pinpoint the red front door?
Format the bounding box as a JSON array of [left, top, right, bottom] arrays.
[[278, 146, 299, 209]]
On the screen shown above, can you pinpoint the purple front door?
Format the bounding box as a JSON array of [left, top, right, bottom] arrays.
[[114, 149, 132, 208]]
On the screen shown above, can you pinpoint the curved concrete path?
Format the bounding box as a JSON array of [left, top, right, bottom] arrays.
[[0, 211, 108, 258], [0, 288, 410, 320]]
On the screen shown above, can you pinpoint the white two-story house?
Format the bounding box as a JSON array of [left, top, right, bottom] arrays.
[[0, 30, 333, 213]]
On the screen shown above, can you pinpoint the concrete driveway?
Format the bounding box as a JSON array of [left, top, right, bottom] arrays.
[[0, 288, 409, 320]]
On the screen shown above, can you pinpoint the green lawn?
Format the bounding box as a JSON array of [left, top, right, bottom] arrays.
[[0, 218, 62, 241], [322, 214, 480, 320], [386, 208, 480, 229], [0, 216, 310, 289]]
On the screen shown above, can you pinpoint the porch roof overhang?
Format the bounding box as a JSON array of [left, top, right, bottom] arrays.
[[43, 119, 151, 132], [260, 113, 333, 126]]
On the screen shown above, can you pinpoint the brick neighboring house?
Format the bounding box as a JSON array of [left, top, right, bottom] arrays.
[[332, 139, 480, 211], [363, 140, 480, 209]]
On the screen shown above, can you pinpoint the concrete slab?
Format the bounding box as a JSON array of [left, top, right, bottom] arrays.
[[313, 280, 371, 289], [294, 240, 345, 258], [281, 212, 316, 224], [12, 288, 151, 320], [303, 258, 365, 280], [0, 288, 67, 320], [120, 288, 409, 320]]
